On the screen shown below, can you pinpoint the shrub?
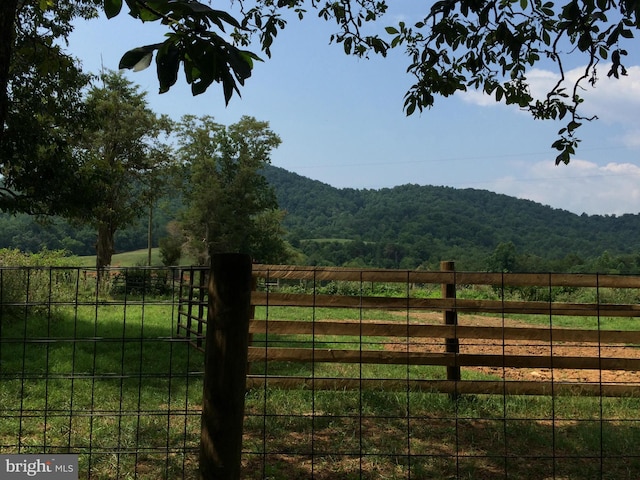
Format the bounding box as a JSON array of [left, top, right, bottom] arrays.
[[0, 249, 80, 321], [159, 236, 183, 266]]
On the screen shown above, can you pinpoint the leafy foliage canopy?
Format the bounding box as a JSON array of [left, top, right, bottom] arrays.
[[114, 0, 640, 163]]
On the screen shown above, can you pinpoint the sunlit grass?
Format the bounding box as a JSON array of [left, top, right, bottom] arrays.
[[0, 303, 203, 479], [4, 278, 640, 479]]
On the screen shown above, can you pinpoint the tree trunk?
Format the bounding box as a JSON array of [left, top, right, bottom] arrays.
[[96, 223, 116, 274], [0, 0, 18, 141]]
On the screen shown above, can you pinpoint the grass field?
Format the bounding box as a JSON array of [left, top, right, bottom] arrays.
[[77, 248, 198, 268], [0, 301, 204, 479], [2, 275, 640, 479]]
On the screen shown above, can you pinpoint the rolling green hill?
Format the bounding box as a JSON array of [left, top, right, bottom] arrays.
[[261, 165, 640, 271], [1, 165, 639, 272]]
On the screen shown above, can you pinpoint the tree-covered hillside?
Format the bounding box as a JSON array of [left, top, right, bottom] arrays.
[[1, 165, 640, 272], [262, 166, 640, 271]]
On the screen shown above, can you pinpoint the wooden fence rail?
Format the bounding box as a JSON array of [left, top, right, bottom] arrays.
[[252, 264, 640, 288], [244, 263, 640, 398]]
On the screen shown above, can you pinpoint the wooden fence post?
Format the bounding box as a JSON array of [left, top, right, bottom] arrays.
[[441, 261, 460, 400], [199, 253, 253, 480]]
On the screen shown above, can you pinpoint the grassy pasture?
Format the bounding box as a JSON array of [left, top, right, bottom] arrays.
[[77, 248, 198, 267], [243, 302, 640, 479], [2, 276, 640, 478], [0, 302, 204, 479]]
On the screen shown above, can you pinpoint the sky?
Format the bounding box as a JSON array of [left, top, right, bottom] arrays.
[[66, 3, 640, 217]]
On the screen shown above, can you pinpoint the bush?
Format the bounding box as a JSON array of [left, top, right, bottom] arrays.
[[159, 236, 183, 266], [0, 249, 80, 321]]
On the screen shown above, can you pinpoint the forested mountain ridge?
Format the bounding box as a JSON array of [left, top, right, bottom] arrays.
[[261, 165, 640, 271], [0, 165, 639, 272]]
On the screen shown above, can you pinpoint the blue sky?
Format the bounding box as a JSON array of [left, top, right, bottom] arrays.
[[67, 3, 640, 216]]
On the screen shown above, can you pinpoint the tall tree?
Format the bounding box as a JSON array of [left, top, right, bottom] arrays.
[[0, 0, 637, 213], [76, 71, 173, 272], [0, 0, 100, 214], [177, 115, 288, 264]]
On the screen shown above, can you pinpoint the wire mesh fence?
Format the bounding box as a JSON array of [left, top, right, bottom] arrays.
[[4, 264, 640, 479], [243, 265, 640, 480], [0, 266, 203, 479]]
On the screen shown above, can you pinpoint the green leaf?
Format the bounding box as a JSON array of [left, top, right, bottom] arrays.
[[385, 26, 399, 34], [191, 78, 211, 96], [621, 28, 634, 38], [520, 0, 528, 10], [138, 8, 162, 22], [38, 0, 54, 11], [343, 37, 353, 55], [156, 44, 181, 93], [227, 48, 253, 81], [222, 73, 236, 104], [577, 33, 592, 51], [118, 44, 161, 71], [104, 0, 123, 19], [123, 0, 140, 17], [209, 9, 243, 30], [567, 120, 582, 132], [404, 94, 418, 116], [599, 45, 608, 59]]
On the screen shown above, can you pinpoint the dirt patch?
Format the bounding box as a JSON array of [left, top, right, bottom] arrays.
[[385, 312, 640, 384]]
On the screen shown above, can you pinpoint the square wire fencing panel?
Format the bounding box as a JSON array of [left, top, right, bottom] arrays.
[[244, 265, 640, 480], [0, 266, 204, 479]]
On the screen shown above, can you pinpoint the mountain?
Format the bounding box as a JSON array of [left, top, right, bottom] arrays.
[[1, 164, 639, 272], [262, 165, 640, 271]]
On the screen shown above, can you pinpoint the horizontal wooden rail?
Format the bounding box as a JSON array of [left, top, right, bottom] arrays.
[[253, 264, 640, 288], [245, 376, 640, 397], [252, 292, 640, 317], [247, 347, 640, 371], [249, 319, 640, 344]]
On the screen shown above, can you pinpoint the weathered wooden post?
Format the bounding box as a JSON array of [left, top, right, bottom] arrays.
[[441, 260, 460, 400], [200, 253, 253, 480]]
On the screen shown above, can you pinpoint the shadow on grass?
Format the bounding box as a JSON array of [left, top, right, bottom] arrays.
[[241, 388, 640, 480], [5, 306, 640, 479]]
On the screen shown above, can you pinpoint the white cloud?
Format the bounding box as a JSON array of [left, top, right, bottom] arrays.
[[574, 65, 640, 124], [463, 64, 640, 113], [460, 88, 500, 107], [486, 159, 640, 215], [461, 64, 640, 151]]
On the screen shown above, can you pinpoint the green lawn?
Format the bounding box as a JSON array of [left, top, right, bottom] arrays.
[[3, 279, 640, 479], [0, 302, 204, 479], [77, 248, 198, 268]]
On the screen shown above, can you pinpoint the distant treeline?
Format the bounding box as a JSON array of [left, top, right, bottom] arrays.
[[2, 165, 640, 273]]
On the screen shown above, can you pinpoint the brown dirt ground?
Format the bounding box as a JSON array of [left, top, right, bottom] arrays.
[[384, 312, 640, 384]]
